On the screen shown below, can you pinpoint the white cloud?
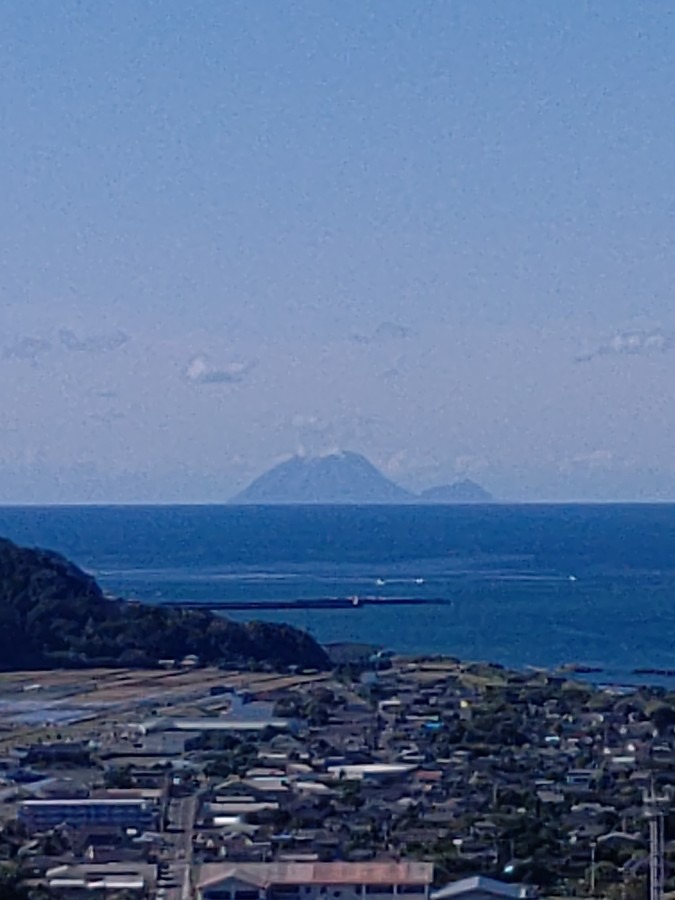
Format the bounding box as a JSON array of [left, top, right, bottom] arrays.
[[288, 411, 384, 459], [559, 449, 616, 473], [379, 353, 408, 380], [87, 411, 126, 424], [351, 321, 413, 345], [454, 454, 490, 475], [577, 329, 672, 362], [381, 449, 408, 475], [289, 412, 337, 456], [3, 329, 129, 363], [290, 413, 321, 428], [3, 336, 52, 362], [59, 328, 129, 353], [185, 355, 254, 385]]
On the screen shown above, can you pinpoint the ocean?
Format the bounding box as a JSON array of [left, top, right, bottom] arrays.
[[1, 503, 674, 685]]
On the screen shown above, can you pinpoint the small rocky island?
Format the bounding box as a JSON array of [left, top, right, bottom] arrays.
[[0, 537, 329, 671], [419, 479, 494, 503]]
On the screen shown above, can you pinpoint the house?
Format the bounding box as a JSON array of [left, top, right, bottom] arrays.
[[564, 769, 596, 789], [431, 876, 537, 900], [201, 798, 280, 825], [44, 862, 157, 896], [326, 764, 415, 784], [25, 741, 92, 766], [72, 826, 154, 864], [196, 861, 434, 900]]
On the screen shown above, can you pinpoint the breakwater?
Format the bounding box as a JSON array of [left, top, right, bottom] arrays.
[[170, 596, 442, 611]]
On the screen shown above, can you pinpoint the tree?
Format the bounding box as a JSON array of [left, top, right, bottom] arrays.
[[105, 765, 135, 789], [0, 865, 29, 900]]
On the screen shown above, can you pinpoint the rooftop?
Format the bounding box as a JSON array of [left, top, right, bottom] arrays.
[[431, 877, 537, 900], [21, 798, 153, 807], [198, 862, 434, 889]]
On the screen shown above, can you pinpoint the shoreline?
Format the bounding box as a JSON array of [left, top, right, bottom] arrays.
[[324, 642, 675, 692]]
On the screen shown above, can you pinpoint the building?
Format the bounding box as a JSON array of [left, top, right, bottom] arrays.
[[195, 863, 434, 900], [325, 764, 416, 783], [18, 798, 159, 833], [196, 862, 434, 900], [431, 877, 538, 900], [25, 741, 92, 765], [137, 692, 296, 736], [45, 862, 157, 896], [139, 715, 294, 735]]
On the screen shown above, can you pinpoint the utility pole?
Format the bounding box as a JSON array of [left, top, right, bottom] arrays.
[[644, 787, 669, 900]]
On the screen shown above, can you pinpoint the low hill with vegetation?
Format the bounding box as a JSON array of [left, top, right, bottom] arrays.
[[0, 537, 329, 671]]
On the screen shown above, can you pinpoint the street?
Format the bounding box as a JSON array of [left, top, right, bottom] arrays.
[[161, 794, 198, 900]]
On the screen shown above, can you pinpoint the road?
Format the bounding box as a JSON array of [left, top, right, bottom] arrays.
[[161, 794, 198, 900]]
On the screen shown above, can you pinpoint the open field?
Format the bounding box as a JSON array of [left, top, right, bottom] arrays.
[[0, 667, 329, 749]]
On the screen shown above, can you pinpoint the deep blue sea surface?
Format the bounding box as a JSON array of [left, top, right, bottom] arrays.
[[1, 504, 675, 684]]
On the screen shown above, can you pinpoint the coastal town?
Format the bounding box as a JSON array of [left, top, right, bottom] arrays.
[[1, 652, 675, 900], [5, 3, 675, 900]]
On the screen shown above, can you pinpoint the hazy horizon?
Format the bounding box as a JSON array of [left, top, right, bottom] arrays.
[[4, 2, 675, 503], [4, 447, 675, 506]]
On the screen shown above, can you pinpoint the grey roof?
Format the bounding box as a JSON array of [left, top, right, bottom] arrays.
[[432, 876, 536, 900]]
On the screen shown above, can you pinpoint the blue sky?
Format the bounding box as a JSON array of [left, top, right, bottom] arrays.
[[2, 0, 675, 502]]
